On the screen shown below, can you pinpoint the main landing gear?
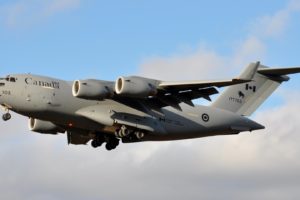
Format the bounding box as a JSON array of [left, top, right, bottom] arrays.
[[115, 125, 145, 141], [91, 125, 146, 151], [91, 134, 120, 151]]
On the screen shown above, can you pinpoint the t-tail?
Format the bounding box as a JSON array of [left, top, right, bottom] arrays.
[[211, 62, 300, 116]]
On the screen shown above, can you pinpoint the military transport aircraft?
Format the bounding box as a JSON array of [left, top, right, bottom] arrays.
[[0, 62, 299, 151]]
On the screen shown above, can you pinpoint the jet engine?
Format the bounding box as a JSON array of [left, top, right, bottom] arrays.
[[72, 80, 114, 100], [29, 118, 65, 134], [115, 76, 158, 98]]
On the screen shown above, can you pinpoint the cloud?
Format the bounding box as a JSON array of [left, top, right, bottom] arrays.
[[138, 35, 267, 81], [44, 0, 80, 16], [138, 37, 266, 81], [138, 45, 227, 80], [138, 0, 300, 80], [249, 0, 300, 39], [0, 94, 300, 200], [137, 36, 267, 81], [0, 0, 80, 28], [231, 36, 266, 68]]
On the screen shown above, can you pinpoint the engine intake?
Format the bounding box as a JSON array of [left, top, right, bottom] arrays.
[[29, 118, 65, 134], [115, 76, 158, 98], [72, 79, 114, 100]]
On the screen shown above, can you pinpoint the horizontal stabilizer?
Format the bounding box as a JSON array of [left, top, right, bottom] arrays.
[[258, 67, 300, 76]]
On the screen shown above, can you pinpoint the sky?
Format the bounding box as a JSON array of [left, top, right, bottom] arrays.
[[0, 0, 300, 200]]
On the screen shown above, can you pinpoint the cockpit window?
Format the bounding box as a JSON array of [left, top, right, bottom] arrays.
[[1, 76, 17, 82]]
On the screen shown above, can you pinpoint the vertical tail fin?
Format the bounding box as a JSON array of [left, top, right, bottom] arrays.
[[211, 62, 300, 116]]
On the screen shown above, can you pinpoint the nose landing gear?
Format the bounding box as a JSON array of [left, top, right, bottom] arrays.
[[1, 105, 12, 121], [2, 112, 11, 121]]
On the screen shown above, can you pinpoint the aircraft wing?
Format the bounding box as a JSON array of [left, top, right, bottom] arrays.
[[147, 62, 260, 110], [146, 79, 248, 110], [159, 78, 250, 90]]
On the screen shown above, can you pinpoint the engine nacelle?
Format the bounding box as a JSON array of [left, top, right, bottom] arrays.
[[72, 79, 114, 100], [29, 118, 65, 134], [115, 76, 158, 98]]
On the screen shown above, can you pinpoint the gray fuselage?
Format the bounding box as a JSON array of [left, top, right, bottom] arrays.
[[0, 74, 263, 142]]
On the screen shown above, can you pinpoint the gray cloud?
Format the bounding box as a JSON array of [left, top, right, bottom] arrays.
[[0, 94, 300, 200]]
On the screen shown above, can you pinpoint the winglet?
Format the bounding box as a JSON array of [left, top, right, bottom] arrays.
[[235, 61, 260, 81]]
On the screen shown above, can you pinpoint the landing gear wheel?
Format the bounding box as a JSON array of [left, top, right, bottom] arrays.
[[2, 113, 11, 121], [105, 143, 113, 151], [105, 137, 120, 151], [91, 134, 105, 148], [115, 125, 131, 138], [91, 140, 100, 148], [135, 131, 145, 139]]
